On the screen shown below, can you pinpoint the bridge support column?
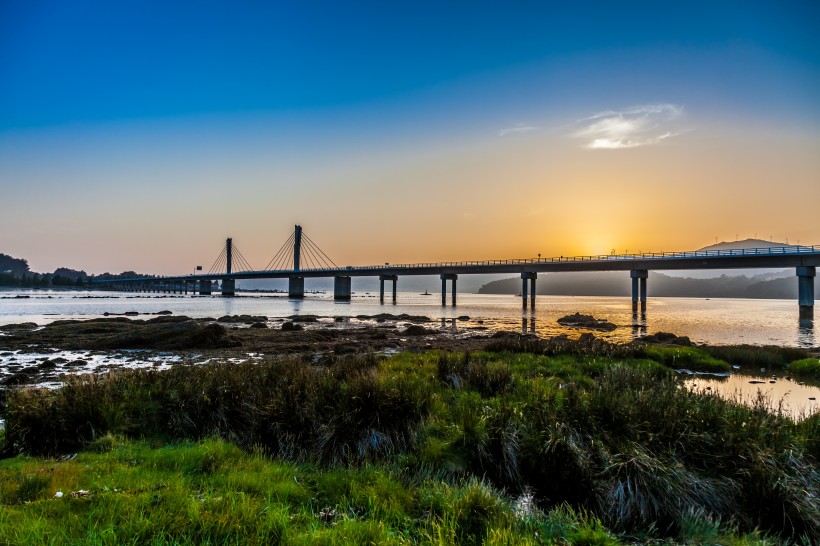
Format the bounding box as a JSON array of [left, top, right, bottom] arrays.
[[631, 270, 648, 312], [379, 275, 398, 304], [334, 276, 352, 301], [221, 279, 235, 297], [440, 274, 458, 306], [797, 266, 815, 318], [521, 272, 537, 308], [289, 276, 304, 299], [198, 279, 212, 295]]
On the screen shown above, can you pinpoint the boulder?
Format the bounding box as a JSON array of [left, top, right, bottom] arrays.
[[0, 322, 38, 331], [402, 325, 432, 336], [281, 321, 303, 331], [557, 313, 617, 331]]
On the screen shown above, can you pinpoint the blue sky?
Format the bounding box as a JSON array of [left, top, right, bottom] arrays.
[[3, 1, 818, 128], [1, 1, 819, 273]]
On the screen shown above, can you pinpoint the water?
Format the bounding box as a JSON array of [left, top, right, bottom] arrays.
[[686, 374, 820, 419], [1, 289, 817, 347]]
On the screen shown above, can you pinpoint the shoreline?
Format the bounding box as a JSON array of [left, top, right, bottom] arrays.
[[1, 314, 818, 415]]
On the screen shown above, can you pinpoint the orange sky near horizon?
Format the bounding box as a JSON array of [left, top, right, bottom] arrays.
[[1, 114, 818, 276]]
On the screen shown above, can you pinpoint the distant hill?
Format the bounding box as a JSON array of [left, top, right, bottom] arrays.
[[477, 270, 799, 299], [697, 239, 790, 252]]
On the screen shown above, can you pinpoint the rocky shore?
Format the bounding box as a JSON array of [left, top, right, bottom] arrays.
[[0, 313, 497, 389]]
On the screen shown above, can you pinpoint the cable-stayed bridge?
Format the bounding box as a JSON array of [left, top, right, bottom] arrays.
[[94, 225, 819, 317]]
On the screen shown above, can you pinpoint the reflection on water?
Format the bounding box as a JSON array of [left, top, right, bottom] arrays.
[[799, 317, 815, 347], [0, 290, 817, 347], [440, 318, 457, 330], [521, 313, 536, 335], [685, 374, 820, 420], [631, 310, 647, 339]]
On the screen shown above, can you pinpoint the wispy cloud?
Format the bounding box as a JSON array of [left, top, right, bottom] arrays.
[[499, 124, 538, 137], [572, 104, 684, 149]]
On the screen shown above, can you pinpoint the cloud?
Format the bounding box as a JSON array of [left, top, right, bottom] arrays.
[[572, 104, 684, 149], [499, 125, 538, 137]]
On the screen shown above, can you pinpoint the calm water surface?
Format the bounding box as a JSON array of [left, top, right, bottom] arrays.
[[1, 289, 816, 347]]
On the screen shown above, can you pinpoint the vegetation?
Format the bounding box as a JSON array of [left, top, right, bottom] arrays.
[[789, 358, 820, 380], [703, 345, 810, 371], [1, 347, 818, 544], [638, 345, 731, 373]]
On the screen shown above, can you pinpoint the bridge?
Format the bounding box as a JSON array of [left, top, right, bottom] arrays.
[[94, 225, 820, 318]]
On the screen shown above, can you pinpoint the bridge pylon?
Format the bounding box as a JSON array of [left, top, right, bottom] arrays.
[[222, 237, 235, 296]]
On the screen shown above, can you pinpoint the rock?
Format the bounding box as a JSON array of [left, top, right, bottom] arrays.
[[155, 310, 173, 315], [145, 316, 190, 324], [0, 322, 38, 331], [334, 343, 358, 355], [557, 313, 617, 331], [97, 320, 240, 350], [457, 316, 470, 321], [217, 315, 268, 324], [643, 332, 693, 346], [403, 325, 432, 336], [124, 311, 140, 316], [250, 322, 268, 329], [290, 316, 319, 323], [281, 322, 303, 331]]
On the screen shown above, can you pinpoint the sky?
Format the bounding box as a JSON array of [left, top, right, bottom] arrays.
[[1, 0, 819, 275]]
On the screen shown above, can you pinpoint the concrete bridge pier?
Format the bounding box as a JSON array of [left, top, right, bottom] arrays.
[[379, 275, 398, 304], [797, 266, 815, 318], [198, 280, 212, 295], [631, 270, 648, 312], [334, 276, 352, 301], [521, 272, 537, 308], [221, 279, 236, 297], [440, 273, 458, 306], [289, 276, 304, 299]]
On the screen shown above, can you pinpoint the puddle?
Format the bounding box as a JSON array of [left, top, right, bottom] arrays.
[[684, 373, 820, 420]]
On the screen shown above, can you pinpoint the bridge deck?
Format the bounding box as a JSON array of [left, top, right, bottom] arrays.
[[95, 245, 820, 283]]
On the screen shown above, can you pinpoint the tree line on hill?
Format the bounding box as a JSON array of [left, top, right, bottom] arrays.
[[0, 252, 155, 289], [477, 270, 799, 299]]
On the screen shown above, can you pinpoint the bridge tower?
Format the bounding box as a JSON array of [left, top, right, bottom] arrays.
[[293, 225, 302, 271], [222, 237, 236, 296], [226, 238, 232, 275], [289, 225, 305, 298]]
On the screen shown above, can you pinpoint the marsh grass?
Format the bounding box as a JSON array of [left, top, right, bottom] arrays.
[[638, 345, 731, 373], [703, 345, 809, 371], [2, 348, 819, 543], [789, 358, 820, 380]]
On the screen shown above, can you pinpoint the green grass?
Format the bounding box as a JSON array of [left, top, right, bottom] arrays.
[[1, 348, 818, 544], [703, 345, 809, 371], [639, 345, 732, 373], [0, 436, 782, 546], [0, 437, 633, 545], [789, 358, 820, 380]]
